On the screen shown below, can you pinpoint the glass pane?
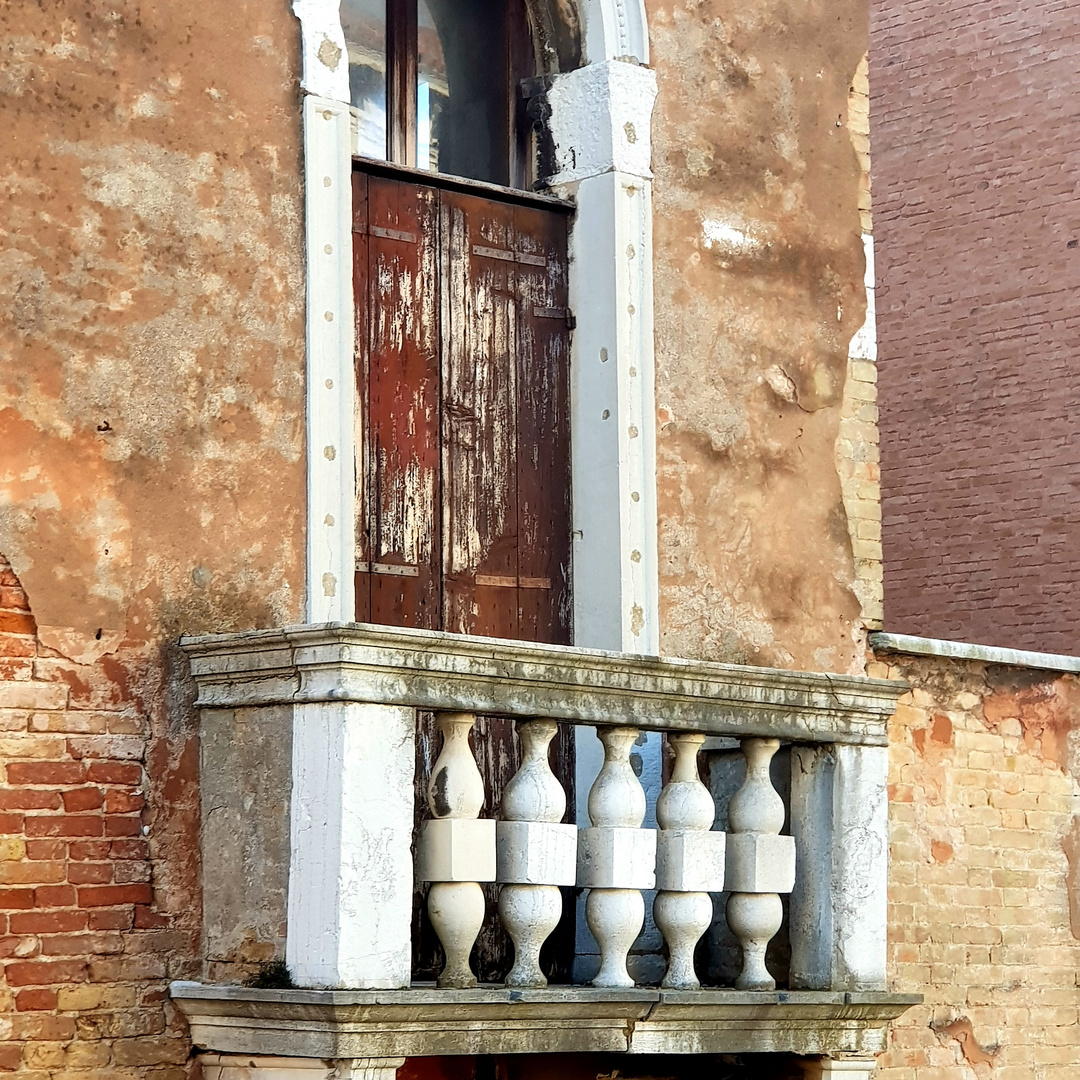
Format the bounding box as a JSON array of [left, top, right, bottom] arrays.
[[419, 0, 510, 186], [417, 0, 447, 173], [342, 0, 388, 160]]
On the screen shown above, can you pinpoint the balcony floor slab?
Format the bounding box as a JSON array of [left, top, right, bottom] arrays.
[[171, 982, 921, 1059]]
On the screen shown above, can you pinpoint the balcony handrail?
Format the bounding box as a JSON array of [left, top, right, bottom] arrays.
[[181, 622, 907, 746]]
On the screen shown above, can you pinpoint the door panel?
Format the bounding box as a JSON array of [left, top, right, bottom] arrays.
[[353, 163, 573, 983]]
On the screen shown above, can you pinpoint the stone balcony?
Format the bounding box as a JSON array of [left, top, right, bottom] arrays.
[[170, 623, 919, 1068]]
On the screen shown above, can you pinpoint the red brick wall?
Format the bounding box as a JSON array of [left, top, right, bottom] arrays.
[[0, 554, 195, 1077], [869, 0, 1080, 653]]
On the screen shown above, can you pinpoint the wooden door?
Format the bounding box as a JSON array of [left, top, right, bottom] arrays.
[[352, 162, 574, 982]]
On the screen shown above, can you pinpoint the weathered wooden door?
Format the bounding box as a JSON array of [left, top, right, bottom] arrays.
[[352, 161, 574, 982]]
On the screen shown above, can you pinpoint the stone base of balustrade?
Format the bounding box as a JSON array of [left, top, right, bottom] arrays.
[[171, 982, 920, 1059]]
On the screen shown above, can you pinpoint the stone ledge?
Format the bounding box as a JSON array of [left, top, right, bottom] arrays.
[[870, 631, 1080, 675], [180, 624, 908, 746], [171, 982, 921, 1058]]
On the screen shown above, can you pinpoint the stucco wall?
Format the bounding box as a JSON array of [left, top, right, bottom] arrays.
[[1, 2, 307, 1075], [648, 0, 871, 674]]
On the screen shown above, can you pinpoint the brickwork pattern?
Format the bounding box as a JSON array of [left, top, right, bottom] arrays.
[[838, 54, 884, 630], [0, 554, 195, 1078], [870, 0, 1080, 652], [873, 651, 1080, 1079]]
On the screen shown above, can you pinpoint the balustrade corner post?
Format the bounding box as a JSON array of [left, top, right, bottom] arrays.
[[789, 742, 888, 992], [725, 737, 795, 991], [287, 702, 415, 989], [577, 726, 656, 987], [416, 712, 496, 989], [654, 732, 725, 989], [496, 719, 577, 987]]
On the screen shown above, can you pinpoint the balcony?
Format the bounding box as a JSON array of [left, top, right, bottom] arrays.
[[170, 623, 918, 1062]]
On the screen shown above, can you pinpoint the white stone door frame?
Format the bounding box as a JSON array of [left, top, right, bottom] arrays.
[[293, 0, 659, 659]]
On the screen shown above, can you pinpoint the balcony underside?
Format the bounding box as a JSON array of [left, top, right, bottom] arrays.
[[171, 983, 921, 1059]]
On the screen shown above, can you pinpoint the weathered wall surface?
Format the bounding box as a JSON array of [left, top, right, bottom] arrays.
[[871, 0, 1080, 654], [0, 1, 306, 1074], [875, 651, 1080, 1079], [648, 0, 872, 673]]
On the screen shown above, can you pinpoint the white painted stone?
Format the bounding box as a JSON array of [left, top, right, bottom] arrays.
[[812, 1061, 879, 1080], [427, 712, 485, 819], [578, 825, 657, 889], [416, 819, 497, 883], [301, 95, 355, 624], [287, 702, 414, 989], [589, 726, 647, 826], [199, 1055, 405, 1080], [585, 887, 645, 988], [725, 738, 793, 992], [581, 0, 649, 65], [653, 889, 713, 990], [427, 881, 486, 989], [502, 720, 566, 824], [655, 829, 726, 893], [832, 744, 888, 990], [789, 744, 888, 992], [420, 712, 492, 987], [498, 883, 562, 988], [292, 0, 351, 102], [546, 62, 658, 186], [725, 833, 796, 894], [497, 820, 577, 885]]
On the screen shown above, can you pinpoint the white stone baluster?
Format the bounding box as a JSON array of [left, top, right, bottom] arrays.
[[654, 732, 726, 989], [415, 712, 496, 989], [496, 720, 577, 987], [725, 737, 795, 990], [577, 726, 656, 987]]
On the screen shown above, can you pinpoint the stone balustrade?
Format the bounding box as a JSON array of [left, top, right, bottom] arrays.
[[173, 622, 918, 1064]]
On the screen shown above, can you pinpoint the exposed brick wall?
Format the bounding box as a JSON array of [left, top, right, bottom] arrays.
[[0, 554, 195, 1077], [837, 53, 884, 631], [873, 651, 1080, 1078], [870, 0, 1080, 653]]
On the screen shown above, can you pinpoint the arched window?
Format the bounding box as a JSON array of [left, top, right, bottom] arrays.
[[341, 0, 537, 187]]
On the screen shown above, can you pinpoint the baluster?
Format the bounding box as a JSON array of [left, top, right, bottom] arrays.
[[415, 712, 496, 989], [496, 720, 577, 987], [725, 737, 796, 990], [577, 726, 656, 987], [654, 732, 726, 989]]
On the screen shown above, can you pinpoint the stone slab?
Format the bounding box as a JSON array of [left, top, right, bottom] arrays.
[[497, 820, 578, 885], [725, 833, 796, 894], [655, 829, 725, 893], [577, 826, 656, 889], [170, 982, 921, 1058], [415, 819, 496, 883], [181, 623, 907, 747]]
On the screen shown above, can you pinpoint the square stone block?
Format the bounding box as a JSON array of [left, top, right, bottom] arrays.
[[577, 826, 656, 889], [725, 832, 796, 894], [497, 820, 578, 885], [415, 818, 496, 883], [655, 828, 725, 892]]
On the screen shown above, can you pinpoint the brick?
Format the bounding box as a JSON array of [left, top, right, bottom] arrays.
[[77, 883, 152, 907], [87, 954, 165, 982], [87, 907, 133, 931], [103, 789, 144, 813], [0, 888, 35, 908], [0, 610, 36, 635], [66, 735, 145, 760], [9, 910, 87, 934], [0, 812, 23, 834], [5, 958, 87, 986], [104, 815, 142, 837], [0, 861, 65, 885], [60, 786, 104, 812], [68, 840, 111, 860], [0, 789, 62, 810], [75, 1007, 166, 1039], [86, 762, 142, 785], [110, 1034, 189, 1066], [0, 837, 26, 861], [15, 988, 57, 1011], [0, 1043, 23, 1071], [56, 983, 136, 1011], [39, 931, 123, 956], [67, 862, 112, 884], [7, 761, 86, 785], [24, 815, 103, 838], [10, 1013, 77, 1040], [33, 884, 76, 906], [109, 839, 148, 860]]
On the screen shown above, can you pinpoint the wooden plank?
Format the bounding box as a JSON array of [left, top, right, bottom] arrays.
[[512, 202, 572, 648], [352, 170, 372, 624], [364, 173, 442, 629], [386, 0, 417, 166], [441, 189, 520, 640]]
